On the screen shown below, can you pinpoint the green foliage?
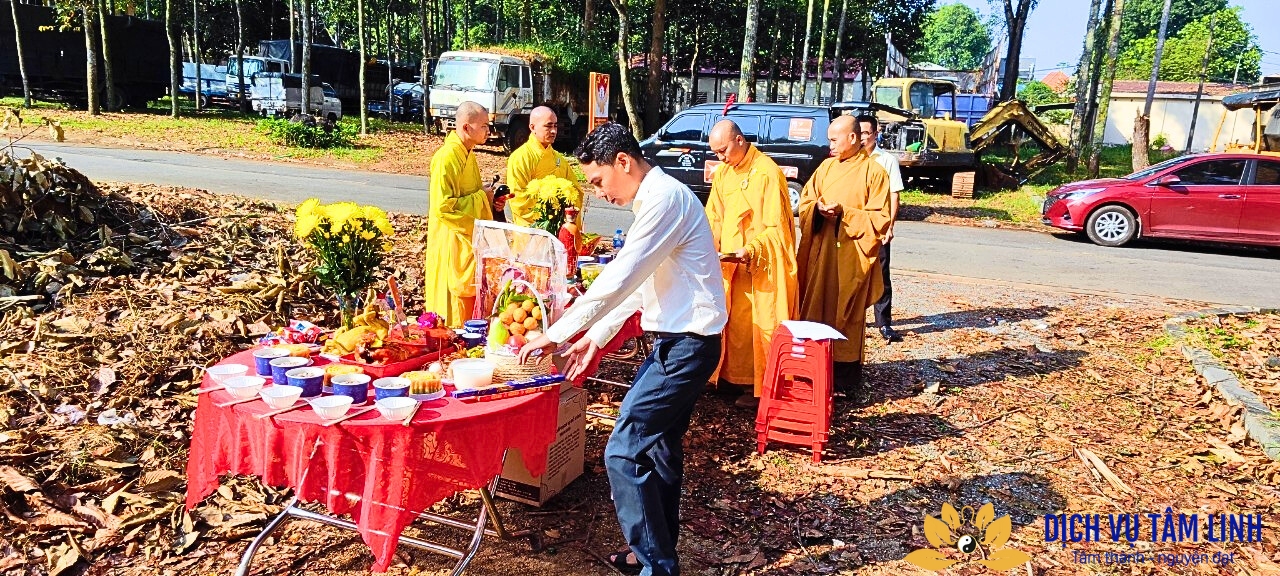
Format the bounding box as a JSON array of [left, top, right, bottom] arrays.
[[492, 40, 615, 80], [1116, 7, 1259, 84], [1119, 0, 1228, 51], [257, 118, 356, 149], [1017, 80, 1062, 107], [911, 3, 991, 70], [1151, 133, 1168, 149]]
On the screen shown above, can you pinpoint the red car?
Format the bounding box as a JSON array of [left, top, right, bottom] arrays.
[[1042, 153, 1280, 248]]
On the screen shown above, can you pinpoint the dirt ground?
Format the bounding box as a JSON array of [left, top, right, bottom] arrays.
[[3, 178, 1278, 576], [102, 277, 1280, 575]]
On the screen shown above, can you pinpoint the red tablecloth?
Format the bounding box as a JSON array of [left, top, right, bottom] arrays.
[[185, 349, 559, 572]]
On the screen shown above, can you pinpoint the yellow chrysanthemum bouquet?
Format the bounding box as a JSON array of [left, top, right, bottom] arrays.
[[525, 175, 582, 235], [294, 198, 394, 327]]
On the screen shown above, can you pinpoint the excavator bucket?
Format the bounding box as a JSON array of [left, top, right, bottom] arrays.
[[969, 99, 1066, 184]]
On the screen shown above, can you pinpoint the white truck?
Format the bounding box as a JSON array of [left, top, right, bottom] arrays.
[[226, 55, 290, 102], [250, 73, 343, 121], [428, 50, 584, 151]]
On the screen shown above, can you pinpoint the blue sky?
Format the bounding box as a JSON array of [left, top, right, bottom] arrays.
[[952, 0, 1280, 79]]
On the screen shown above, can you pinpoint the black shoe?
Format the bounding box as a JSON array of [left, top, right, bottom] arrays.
[[879, 326, 902, 342]]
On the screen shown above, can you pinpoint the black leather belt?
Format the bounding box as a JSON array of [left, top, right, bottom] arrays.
[[651, 331, 722, 340]]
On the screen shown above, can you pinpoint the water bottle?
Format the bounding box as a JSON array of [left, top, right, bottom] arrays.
[[612, 229, 625, 250]]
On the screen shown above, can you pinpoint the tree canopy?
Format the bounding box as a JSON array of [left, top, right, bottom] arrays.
[[1116, 7, 1260, 84], [910, 3, 990, 70], [1118, 0, 1227, 51]]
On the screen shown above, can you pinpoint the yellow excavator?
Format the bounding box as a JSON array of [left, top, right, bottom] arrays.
[[1215, 85, 1280, 156], [835, 77, 1066, 198]]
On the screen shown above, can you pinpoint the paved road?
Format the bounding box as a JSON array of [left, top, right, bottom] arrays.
[[24, 142, 1280, 307]]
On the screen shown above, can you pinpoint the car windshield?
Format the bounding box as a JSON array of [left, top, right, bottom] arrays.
[[874, 87, 904, 109], [432, 60, 496, 91], [227, 58, 264, 78], [1123, 155, 1195, 180]]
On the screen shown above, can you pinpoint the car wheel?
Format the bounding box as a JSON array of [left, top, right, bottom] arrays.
[[1085, 205, 1137, 247], [787, 181, 802, 216]]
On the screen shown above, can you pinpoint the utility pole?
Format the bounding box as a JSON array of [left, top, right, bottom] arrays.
[[1133, 0, 1171, 170], [1185, 13, 1216, 153]]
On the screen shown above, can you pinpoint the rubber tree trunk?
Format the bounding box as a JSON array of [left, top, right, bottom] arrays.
[[99, 0, 116, 110], [766, 11, 782, 103], [999, 0, 1033, 102], [738, 0, 761, 103], [831, 0, 848, 102], [358, 0, 367, 133], [583, 0, 594, 39], [85, 6, 101, 114], [1132, 0, 1172, 170], [166, 0, 179, 117], [10, 0, 32, 107], [644, 0, 666, 134], [687, 24, 699, 107], [235, 0, 246, 112], [813, 0, 831, 104], [192, 0, 201, 111], [609, 0, 643, 140], [301, 0, 312, 114], [797, 0, 815, 104], [420, 0, 430, 135], [1087, 0, 1125, 178], [1067, 0, 1103, 173], [288, 0, 297, 71]]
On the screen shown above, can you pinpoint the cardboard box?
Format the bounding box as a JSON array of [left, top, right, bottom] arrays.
[[496, 387, 586, 506]]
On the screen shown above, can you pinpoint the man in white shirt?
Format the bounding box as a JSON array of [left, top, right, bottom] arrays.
[[518, 123, 727, 576], [856, 114, 905, 342]]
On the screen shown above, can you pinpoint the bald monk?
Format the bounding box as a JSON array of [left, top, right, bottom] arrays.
[[506, 106, 584, 228], [795, 115, 893, 393], [424, 101, 501, 327], [704, 120, 797, 405]]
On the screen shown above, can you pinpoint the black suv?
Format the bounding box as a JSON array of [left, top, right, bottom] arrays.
[[639, 103, 832, 212]]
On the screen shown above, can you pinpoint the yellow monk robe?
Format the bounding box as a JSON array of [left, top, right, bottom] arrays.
[[505, 137, 583, 228], [424, 131, 493, 327], [795, 150, 893, 363], [705, 146, 798, 395]]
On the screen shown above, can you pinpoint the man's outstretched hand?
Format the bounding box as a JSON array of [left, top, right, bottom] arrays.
[[517, 333, 556, 364], [561, 338, 602, 382]]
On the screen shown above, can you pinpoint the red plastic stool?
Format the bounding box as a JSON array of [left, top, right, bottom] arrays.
[[755, 323, 835, 463]]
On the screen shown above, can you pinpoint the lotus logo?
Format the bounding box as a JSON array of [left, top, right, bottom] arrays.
[[905, 502, 1031, 571]]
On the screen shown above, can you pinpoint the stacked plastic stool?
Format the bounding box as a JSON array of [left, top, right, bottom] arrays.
[[755, 322, 836, 463]]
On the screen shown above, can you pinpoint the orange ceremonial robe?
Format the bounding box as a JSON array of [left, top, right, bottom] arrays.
[[795, 150, 893, 363], [705, 146, 798, 395], [424, 131, 493, 327]]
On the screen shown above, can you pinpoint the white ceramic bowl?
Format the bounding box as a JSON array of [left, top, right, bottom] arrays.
[[207, 364, 248, 384], [259, 384, 303, 409], [375, 396, 417, 420], [449, 359, 495, 390], [223, 376, 266, 399], [372, 376, 410, 391], [333, 373, 373, 387], [309, 395, 353, 420], [269, 356, 311, 371]]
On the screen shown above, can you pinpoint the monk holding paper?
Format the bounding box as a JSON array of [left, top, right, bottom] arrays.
[[795, 115, 893, 393], [424, 101, 500, 327], [505, 106, 584, 228], [705, 120, 797, 404]]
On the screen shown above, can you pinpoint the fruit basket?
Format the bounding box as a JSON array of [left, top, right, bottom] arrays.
[[483, 278, 554, 381]]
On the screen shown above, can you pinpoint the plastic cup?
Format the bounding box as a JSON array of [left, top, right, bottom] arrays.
[[464, 319, 489, 335], [332, 373, 373, 404], [309, 395, 353, 420], [372, 377, 410, 400], [580, 263, 605, 288], [253, 348, 290, 376], [206, 364, 248, 384], [286, 366, 326, 398], [260, 384, 303, 409], [461, 332, 485, 349], [223, 376, 266, 399], [376, 397, 417, 420], [270, 356, 310, 384]]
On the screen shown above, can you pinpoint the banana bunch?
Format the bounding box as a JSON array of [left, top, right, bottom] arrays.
[[323, 292, 391, 354]]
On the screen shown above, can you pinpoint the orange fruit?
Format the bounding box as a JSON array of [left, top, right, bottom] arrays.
[[531, 307, 543, 320], [523, 317, 539, 330], [505, 302, 520, 314], [521, 300, 536, 312], [498, 311, 513, 324], [512, 308, 528, 323], [510, 323, 527, 336]]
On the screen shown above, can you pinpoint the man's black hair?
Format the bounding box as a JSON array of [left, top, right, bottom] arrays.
[[574, 122, 643, 165], [854, 113, 879, 133]]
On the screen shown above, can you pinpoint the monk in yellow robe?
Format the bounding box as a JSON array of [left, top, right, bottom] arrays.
[[796, 115, 893, 392], [704, 120, 797, 402], [505, 106, 584, 228], [424, 101, 498, 327]]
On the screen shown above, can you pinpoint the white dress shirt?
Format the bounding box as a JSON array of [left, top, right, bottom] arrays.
[[545, 167, 728, 348], [870, 147, 905, 194]]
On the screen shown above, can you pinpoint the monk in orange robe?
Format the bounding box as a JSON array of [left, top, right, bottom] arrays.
[[705, 120, 797, 404], [795, 115, 893, 392]]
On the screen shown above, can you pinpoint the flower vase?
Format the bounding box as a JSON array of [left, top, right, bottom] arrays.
[[558, 218, 580, 277], [336, 293, 359, 330]]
